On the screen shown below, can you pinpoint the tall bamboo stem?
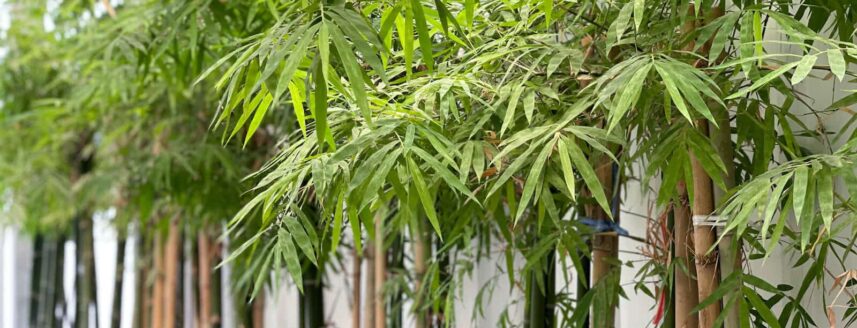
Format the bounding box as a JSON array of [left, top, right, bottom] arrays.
[[588, 158, 618, 328], [712, 108, 740, 328], [299, 264, 324, 328], [363, 244, 375, 328], [198, 229, 213, 328], [690, 121, 722, 327], [76, 212, 98, 328], [163, 219, 181, 328], [374, 213, 386, 328], [352, 247, 362, 328], [674, 182, 699, 328], [412, 220, 428, 328], [112, 236, 127, 328]]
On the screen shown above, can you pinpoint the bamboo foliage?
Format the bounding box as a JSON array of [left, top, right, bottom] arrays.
[[3, 1, 857, 327]]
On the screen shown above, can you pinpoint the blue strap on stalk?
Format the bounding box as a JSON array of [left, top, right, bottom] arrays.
[[579, 162, 628, 236]]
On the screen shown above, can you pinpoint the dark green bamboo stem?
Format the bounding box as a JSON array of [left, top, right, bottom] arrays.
[[75, 213, 97, 328], [112, 236, 126, 328], [29, 235, 44, 327], [52, 236, 66, 328], [299, 265, 324, 328]]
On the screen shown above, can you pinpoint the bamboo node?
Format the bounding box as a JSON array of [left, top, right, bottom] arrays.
[[695, 251, 720, 266]]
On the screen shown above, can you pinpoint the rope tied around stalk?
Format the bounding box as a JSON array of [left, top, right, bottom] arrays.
[[692, 215, 727, 227]]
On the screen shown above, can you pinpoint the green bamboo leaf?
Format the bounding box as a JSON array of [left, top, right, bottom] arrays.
[[500, 83, 525, 135], [251, 248, 274, 299], [283, 216, 317, 266], [828, 48, 846, 81], [609, 62, 651, 131], [313, 62, 333, 149], [655, 63, 693, 123], [726, 61, 800, 100], [818, 170, 834, 231], [407, 155, 442, 239], [410, 0, 434, 71], [543, 0, 554, 28], [288, 82, 307, 137], [515, 137, 556, 224], [790, 54, 816, 85], [330, 24, 373, 125], [523, 90, 536, 123], [792, 165, 809, 224], [318, 21, 330, 81], [472, 142, 485, 180], [272, 25, 317, 107], [557, 137, 577, 201], [486, 141, 540, 197], [244, 92, 274, 147], [566, 140, 611, 218], [331, 188, 345, 252], [278, 228, 303, 292], [753, 11, 763, 61], [761, 173, 791, 242], [743, 286, 782, 328], [412, 147, 479, 204], [459, 142, 474, 183], [633, 0, 644, 31], [708, 13, 739, 63], [546, 52, 567, 78], [230, 85, 267, 141]]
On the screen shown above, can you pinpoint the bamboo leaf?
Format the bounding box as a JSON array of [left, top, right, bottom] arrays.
[[278, 228, 303, 292], [818, 170, 834, 232], [330, 24, 373, 125], [410, 0, 434, 71], [566, 140, 611, 218], [727, 61, 800, 100], [792, 165, 809, 224], [515, 137, 556, 224], [790, 54, 816, 85], [408, 155, 442, 239], [557, 137, 577, 201], [828, 48, 846, 81], [283, 216, 317, 266]]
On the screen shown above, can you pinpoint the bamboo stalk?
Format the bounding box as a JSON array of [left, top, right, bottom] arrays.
[[674, 181, 699, 328], [113, 235, 127, 328], [153, 234, 166, 328], [76, 213, 98, 328], [252, 293, 265, 328], [711, 106, 740, 328], [363, 244, 375, 328], [198, 229, 213, 328], [374, 213, 387, 328], [588, 158, 618, 328], [210, 232, 223, 328], [412, 220, 428, 328], [52, 236, 66, 328], [29, 235, 43, 327], [690, 121, 722, 327], [163, 219, 181, 328], [299, 265, 324, 328], [352, 246, 362, 328]]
